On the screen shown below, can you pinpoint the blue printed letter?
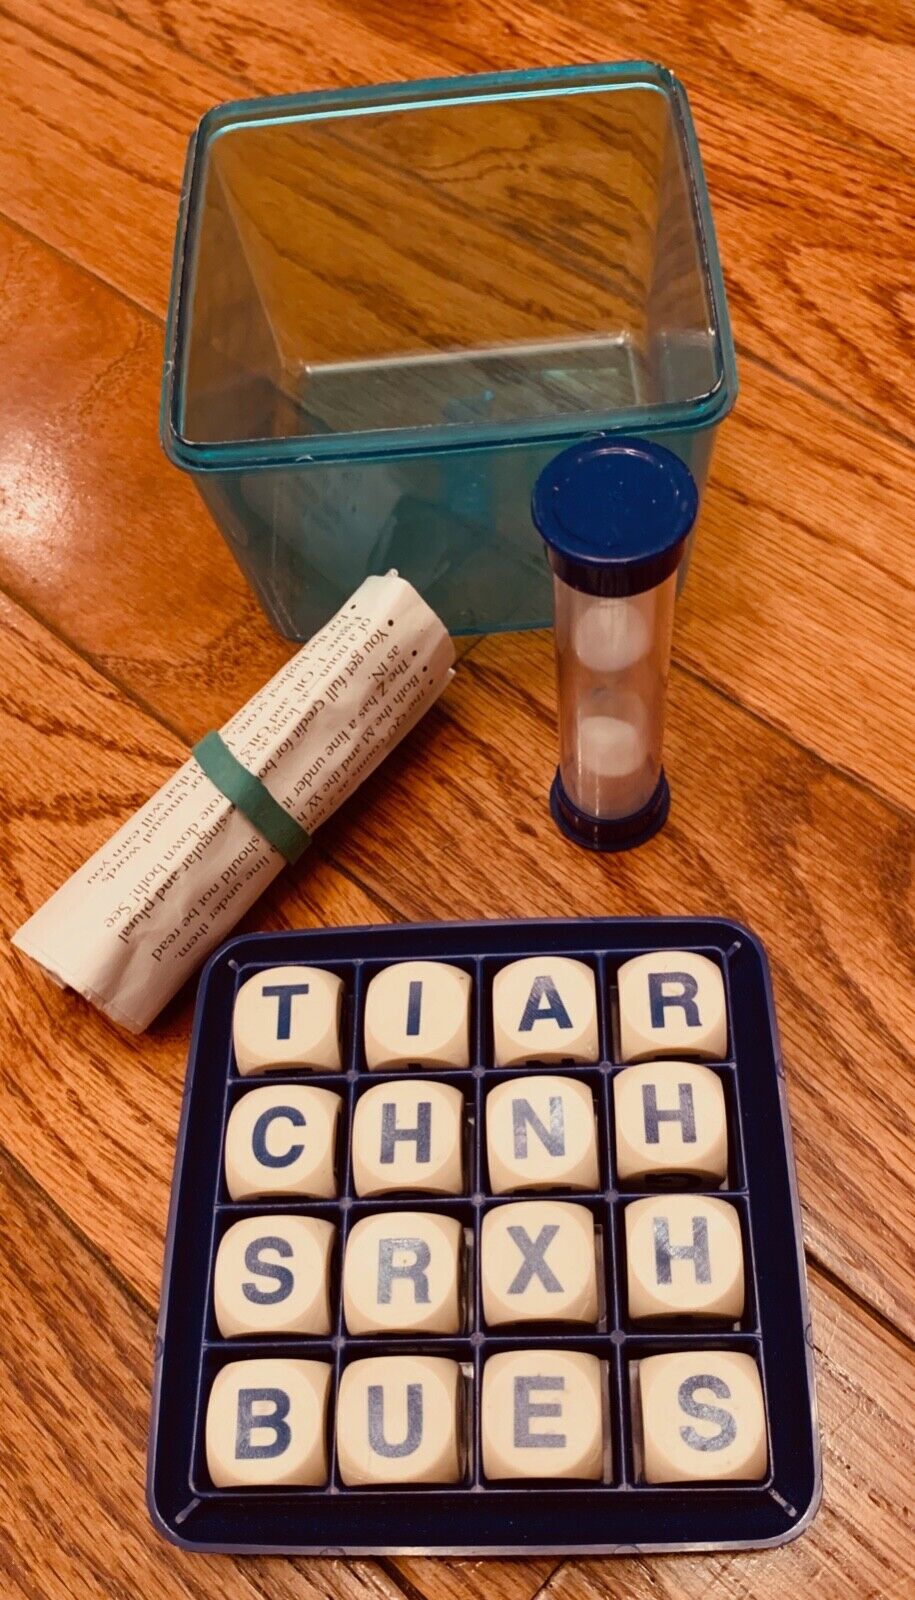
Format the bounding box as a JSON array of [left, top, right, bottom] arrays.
[[518, 976, 573, 1033], [261, 982, 310, 1040], [648, 972, 700, 1030]]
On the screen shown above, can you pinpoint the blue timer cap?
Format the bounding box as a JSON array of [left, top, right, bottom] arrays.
[[532, 436, 699, 597]]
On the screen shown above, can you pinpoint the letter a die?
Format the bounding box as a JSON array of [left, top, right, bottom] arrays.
[[351, 1079, 464, 1197], [637, 1350, 768, 1482], [206, 1358, 331, 1487], [486, 1074, 599, 1193], [233, 966, 344, 1073], [482, 1349, 604, 1480], [481, 1200, 598, 1327], [336, 1355, 463, 1485], [493, 956, 599, 1066], [617, 951, 727, 1062]]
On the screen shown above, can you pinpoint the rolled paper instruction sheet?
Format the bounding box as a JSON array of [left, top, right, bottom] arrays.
[[13, 572, 455, 1032]]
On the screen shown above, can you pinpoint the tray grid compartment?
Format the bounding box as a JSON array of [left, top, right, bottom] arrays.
[[149, 918, 819, 1553]]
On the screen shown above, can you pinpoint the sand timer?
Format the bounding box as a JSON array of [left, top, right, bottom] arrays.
[[532, 438, 698, 851]]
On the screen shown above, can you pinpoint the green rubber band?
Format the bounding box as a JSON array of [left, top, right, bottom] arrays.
[[192, 730, 311, 865]]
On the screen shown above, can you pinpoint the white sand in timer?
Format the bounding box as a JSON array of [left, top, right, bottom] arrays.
[[566, 600, 656, 817], [573, 594, 652, 673], [573, 711, 654, 819]]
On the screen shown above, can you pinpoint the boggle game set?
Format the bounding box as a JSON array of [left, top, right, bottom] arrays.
[[13, 61, 821, 1562]]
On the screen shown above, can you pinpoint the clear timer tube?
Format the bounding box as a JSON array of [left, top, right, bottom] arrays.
[[553, 575, 677, 821], [532, 437, 697, 852]]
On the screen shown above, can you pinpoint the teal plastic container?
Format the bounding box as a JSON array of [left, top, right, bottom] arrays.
[[162, 63, 737, 638]]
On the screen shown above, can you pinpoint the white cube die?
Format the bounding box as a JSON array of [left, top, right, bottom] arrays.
[[482, 1349, 604, 1480], [637, 1350, 768, 1482], [224, 1083, 342, 1200], [614, 1060, 729, 1185], [364, 960, 471, 1069], [233, 965, 344, 1073], [625, 1194, 745, 1321], [492, 956, 599, 1066], [481, 1199, 599, 1327], [206, 1358, 332, 1488], [617, 951, 727, 1062], [214, 1215, 335, 1337], [486, 1073, 600, 1193], [351, 1079, 465, 1197], [336, 1355, 464, 1485], [343, 1210, 463, 1335]]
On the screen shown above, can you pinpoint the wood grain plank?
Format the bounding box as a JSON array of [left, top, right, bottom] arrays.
[[2, 526, 908, 1600], [392, 1558, 556, 1600], [676, 362, 915, 811], [0, 418, 910, 1600], [536, 1269, 915, 1599], [0, 0, 913, 440], [0, 218, 293, 734], [313, 631, 915, 1337], [318, 0, 915, 165], [0, 216, 911, 813], [0, 0, 250, 312]]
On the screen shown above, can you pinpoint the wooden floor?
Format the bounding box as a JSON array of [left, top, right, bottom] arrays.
[[1, 2, 913, 1596]]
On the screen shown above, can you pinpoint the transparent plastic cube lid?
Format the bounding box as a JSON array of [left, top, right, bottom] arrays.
[[165, 62, 737, 469]]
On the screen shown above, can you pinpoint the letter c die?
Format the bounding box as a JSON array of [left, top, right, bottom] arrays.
[[224, 1084, 342, 1200]]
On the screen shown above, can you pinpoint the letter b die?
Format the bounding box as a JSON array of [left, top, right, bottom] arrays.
[[206, 1358, 331, 1487]]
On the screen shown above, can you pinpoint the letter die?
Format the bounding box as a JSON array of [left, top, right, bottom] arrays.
[[493, 956, 599, 1066], [343, 1210, 463, 1335], [351, 1079, 464, 1197], [364, 960, 471, 1069], [625, 1194, 745, 1320], [206, 1358, 331, 1488], [224, 1084, 342, 1201], [481, 1199, 598, 1327], [233, 965, 344, 1073], [214, 1215, 335, 1337], [637, 1350, 768, 1482], [336, 1356, 463, 1485], [617, 951, 727, 1062], [482, 1350, 604, 1480], [613, 1061, 728, 1185], [486, 1074, 599, 1193]]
